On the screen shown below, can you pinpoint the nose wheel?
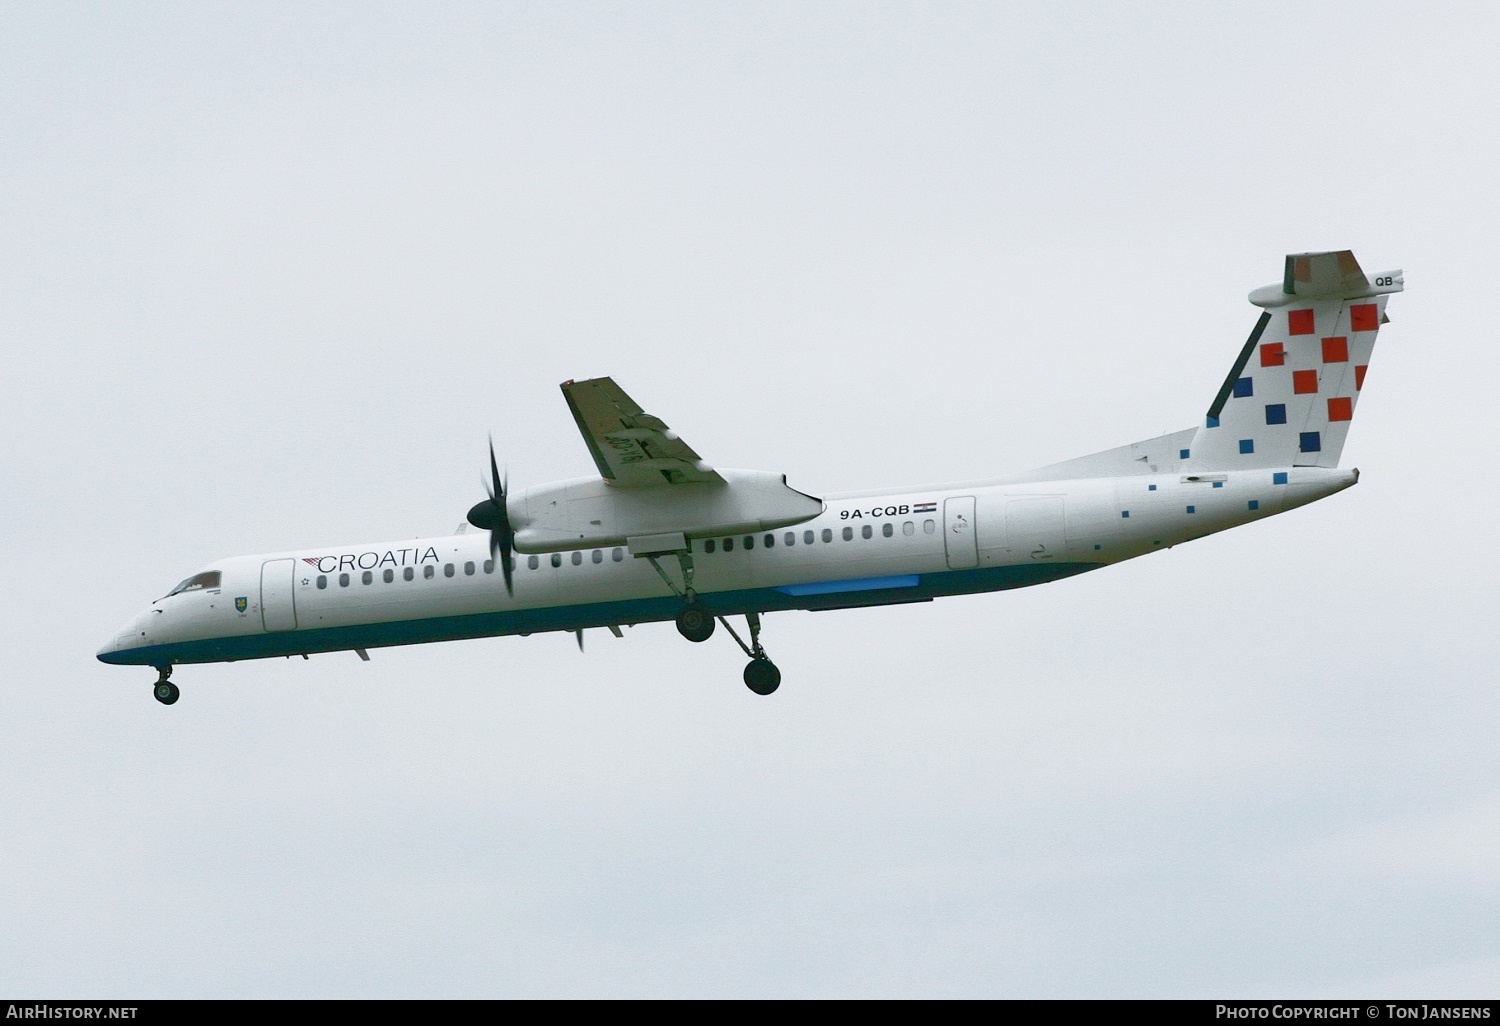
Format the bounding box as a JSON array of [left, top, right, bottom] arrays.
[[152, 668, 179, 706]]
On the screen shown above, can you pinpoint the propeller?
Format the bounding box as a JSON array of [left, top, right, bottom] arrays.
[[466, 437, 515, 596]]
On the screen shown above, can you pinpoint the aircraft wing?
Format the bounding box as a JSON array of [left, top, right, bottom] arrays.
[[560, 377, 725, 488]]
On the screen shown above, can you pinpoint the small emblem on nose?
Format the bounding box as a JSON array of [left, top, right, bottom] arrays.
[[235, 597, 248, 613]]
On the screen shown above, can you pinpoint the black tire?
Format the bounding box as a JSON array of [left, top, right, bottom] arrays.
[[675, 603, 715, 643], [154, 681, 180, 706], [743, 658, 781, 696]]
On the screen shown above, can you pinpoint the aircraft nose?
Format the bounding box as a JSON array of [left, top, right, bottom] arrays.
[[96, 635, 125, 664], [97, 614, 145, 665]]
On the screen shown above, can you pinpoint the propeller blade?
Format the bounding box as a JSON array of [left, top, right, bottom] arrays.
[[499, 532, 514, 596], [466, 436, 517, 597], [489, 436, 503, 504]]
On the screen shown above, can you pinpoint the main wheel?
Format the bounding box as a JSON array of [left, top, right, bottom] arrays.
[[675, 603, 715, 643], [743, 658, 781, 695], [154, 681, 180, 706]]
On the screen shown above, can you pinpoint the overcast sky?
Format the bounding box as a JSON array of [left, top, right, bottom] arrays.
[[4, 1, 1499, 998]]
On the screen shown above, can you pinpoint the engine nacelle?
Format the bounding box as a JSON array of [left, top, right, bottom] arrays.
[[510, 469, 824, 553]]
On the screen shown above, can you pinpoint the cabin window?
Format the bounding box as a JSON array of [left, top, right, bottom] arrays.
[[861, 525, 873, 540], [551, 553, 562, 568], [764, 533, 775, 548], [704, 539, 716, 554], [339, 573, 350, 587], [842, 526, 853, 541], [724, 537, 734, 552], [165, 570, 221, 597], [883, 523, 893, 538], [424, 565, 435, 579], [821, 529, 833, 543], [804, 530, 815, 545], [404, 567, 414, 581], [571, 551, 582, 566], [903, 521, 914, 536], [744, 535, 755, 550], [923, 520, 936, 534], [483, 559, 494, 574], [464, 561, 475, 576], [528, 555, 539, 570], [612, 547, 623, 562], [444, 563, 455, 578], [383, 569, 394, 583], [785, 532, 796, 546], [362, 571, 373, 585], [317, 575, 327, 590], [592, 549, 603, 564]]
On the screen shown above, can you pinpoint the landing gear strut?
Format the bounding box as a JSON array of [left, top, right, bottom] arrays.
[[152, 667, 179, 706]]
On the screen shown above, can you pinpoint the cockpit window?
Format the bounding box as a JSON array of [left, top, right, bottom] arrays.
[[165, 571, 221, 597]]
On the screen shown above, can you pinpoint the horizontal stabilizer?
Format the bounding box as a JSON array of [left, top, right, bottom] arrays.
[[1248, 250, 1403, 308]]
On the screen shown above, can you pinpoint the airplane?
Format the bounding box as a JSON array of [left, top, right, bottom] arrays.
[[98, 250, 1403, 705]]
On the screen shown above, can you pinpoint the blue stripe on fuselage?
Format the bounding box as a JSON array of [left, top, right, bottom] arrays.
[[773, 574, 919, 596], [98, 562, 1103, 667]]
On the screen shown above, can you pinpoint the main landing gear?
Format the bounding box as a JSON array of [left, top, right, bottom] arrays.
[[732, 613, 781, 696], [675, 600, 715, 643], [646, 547, 781, 695], [688, 607, 780, 695], [645, 549, 716, 645], [152, 667, 179, 706]]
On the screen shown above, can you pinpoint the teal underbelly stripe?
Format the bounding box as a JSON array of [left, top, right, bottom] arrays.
[[100, 562, 1104, 668]]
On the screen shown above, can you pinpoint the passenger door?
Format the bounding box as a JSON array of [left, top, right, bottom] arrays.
[[260, 558, 298, 631], [943, 496, 979, 569]]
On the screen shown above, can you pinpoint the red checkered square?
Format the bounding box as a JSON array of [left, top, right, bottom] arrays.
[[1321, 336, 1348, 363], [1350, 303, 1379, 332], [1260, 342, 1285, 367], [1355, 364, 1368, 391], [1288, 309, 1315, 335], [1293, 369, 1318, 394], [1327, 396, 1353, 422]]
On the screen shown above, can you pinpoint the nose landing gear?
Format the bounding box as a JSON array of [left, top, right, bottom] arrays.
[[152, 667, 179, 706]]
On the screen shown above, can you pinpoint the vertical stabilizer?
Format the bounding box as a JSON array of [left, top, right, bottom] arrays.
[[1184, 251, 1402, 471]]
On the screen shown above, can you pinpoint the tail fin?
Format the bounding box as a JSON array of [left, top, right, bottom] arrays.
[[1184, 251, 1402, 471]]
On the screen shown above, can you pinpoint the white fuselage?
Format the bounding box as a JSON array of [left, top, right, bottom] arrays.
[[98, 466, 1354, 669]]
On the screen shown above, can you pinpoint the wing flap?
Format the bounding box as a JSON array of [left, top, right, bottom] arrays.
[[561, 377, 724, 488]]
